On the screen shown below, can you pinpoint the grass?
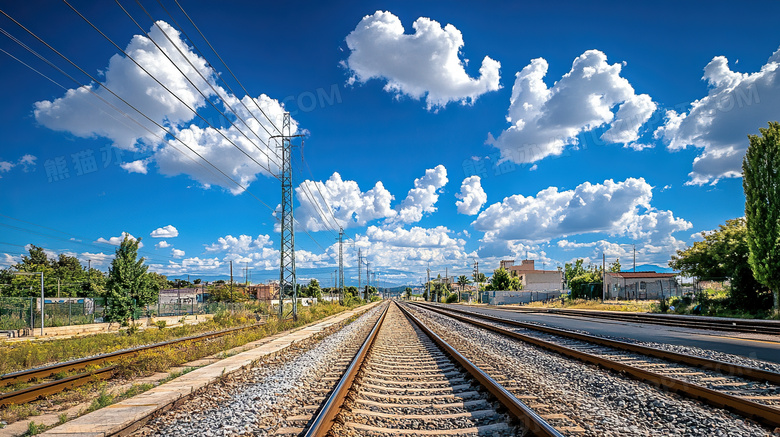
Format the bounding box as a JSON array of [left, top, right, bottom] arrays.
[[0, 301, 365, 427], [111, 301, 358, 379], [651, 290, 777, 319], [0, 402, 41, 424], [26, 420, 43, 436], [0, 306, 264, 375], [524, 298, 655, 312], [86, 389, 114, 412]]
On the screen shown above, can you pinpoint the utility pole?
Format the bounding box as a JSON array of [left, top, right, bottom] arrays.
[[633, 244, 636, 272], [427, 263, 431, 302], [338, 227, 344, 294], [230, 260, 233, 301], [88, 259, 91, 292], [365, 261, 370, 301], [602, 253, 606, 301], [357, 248, 362, 294], [333, 269, 338, 303], [473, 260, 480, 303], [271, 112, 302, 320]]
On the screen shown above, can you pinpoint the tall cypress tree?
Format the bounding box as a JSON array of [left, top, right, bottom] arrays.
[[743, 121, 780, 314], [105, 235, 152, 324]]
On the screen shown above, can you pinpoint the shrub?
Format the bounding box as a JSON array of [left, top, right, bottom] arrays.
[[27, 421, 43, 436]]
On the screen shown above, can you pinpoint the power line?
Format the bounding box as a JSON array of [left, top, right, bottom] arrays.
[[171, 0, 283, 136], [152, 0, 283, 163], [62, 0, 280, 180], [117, 0, 282, 169], [0, 10, 279, 214], [299, 149, 346, 234], [0, 6, 333, 263]]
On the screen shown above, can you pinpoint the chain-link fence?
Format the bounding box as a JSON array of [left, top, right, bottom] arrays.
[[0, 297, 253, 331]]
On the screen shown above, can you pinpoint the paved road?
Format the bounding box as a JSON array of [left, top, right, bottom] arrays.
[[440, 304, 780, 365]]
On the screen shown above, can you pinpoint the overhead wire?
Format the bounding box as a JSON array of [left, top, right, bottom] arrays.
[[153, 0, 283, 162], [171, 0, 283, 136], [61, 0, 280, 181], [117, 0, 282, 169], [0, 8, 279, 216], [0, 5, 333, 265]]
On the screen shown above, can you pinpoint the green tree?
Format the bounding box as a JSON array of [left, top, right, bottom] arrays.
[[457, 275, 470, 291], [306, 279, 322, 299], [422, 288, 429, 301], [609, 258, 621, 273], [743, 122, 780, 313], [432, 282, 445, 302], [670, 218, 771, 310], [564, 259, 586, 288], [147, 272, 169, 293], [486, 267, 521, 291], [105, 236, 155, 324], [52, 253, 85, 297], [565, 260, 603, 299], [9, 245, 56, 297], [404, 287, 412, 300]]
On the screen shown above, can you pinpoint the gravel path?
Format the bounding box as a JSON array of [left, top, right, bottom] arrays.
[[407, 304, 774, 437], [135, 304, 385, 436]]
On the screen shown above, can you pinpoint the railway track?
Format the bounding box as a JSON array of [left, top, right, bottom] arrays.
[[416, 303, 780, 429], [499, 306, 780, 335], [299, 302, 562, 436], [0, 322, 263, 407]]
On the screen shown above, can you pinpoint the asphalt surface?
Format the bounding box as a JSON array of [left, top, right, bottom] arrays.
[[439, 304, 780, 364]]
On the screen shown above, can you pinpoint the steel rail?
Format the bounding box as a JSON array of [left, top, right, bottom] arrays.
[[397, 303, 563, 437], [423, 304, 780, 385], [0, 322, 262, 389], [0, 366, 116, 407], [304, 302, 389, 436], [416, 303, 780, 429], [500, 306, 780, 334]]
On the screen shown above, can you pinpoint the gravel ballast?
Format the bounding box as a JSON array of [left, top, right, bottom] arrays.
[[135, 303, 385, 436], [407, 304, 774, 437]]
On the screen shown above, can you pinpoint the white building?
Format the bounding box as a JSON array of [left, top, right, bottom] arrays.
[[501, 260, 563, 291], [604, 272, 680, 300]]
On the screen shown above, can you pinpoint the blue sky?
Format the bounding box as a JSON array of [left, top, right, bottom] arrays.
[[1, 0, 778, 287]]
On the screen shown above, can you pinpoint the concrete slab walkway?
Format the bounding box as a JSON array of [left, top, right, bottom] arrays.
[[39, 302, 381, 437]]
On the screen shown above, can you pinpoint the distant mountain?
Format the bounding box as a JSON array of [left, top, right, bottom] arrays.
[[622, 264, 675, 273]]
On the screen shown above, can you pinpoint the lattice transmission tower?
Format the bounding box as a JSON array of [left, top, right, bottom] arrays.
[[272, 113, 303, 320]]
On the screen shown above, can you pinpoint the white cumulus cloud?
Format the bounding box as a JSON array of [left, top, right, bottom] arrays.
[[355, 225, 472, 269], [455, 175, 487, 215], [473, 178, 689, 243], [121, 160, 149, 174], [171, 248, 185, 258], [654, 46, 780, 185], [95, 232, 143, 248], [79, 252, 113, 266], [151, 225, 179, 238], [488, 50, 656, 164], [295, 173, 397, 231], [344, 11, 501, 110], [205, 234, 272, 253], [0, 154, 38, 178], [155, 241, 171, 249], [394, 165, 448, 224], [33, 21, 294, 194]]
